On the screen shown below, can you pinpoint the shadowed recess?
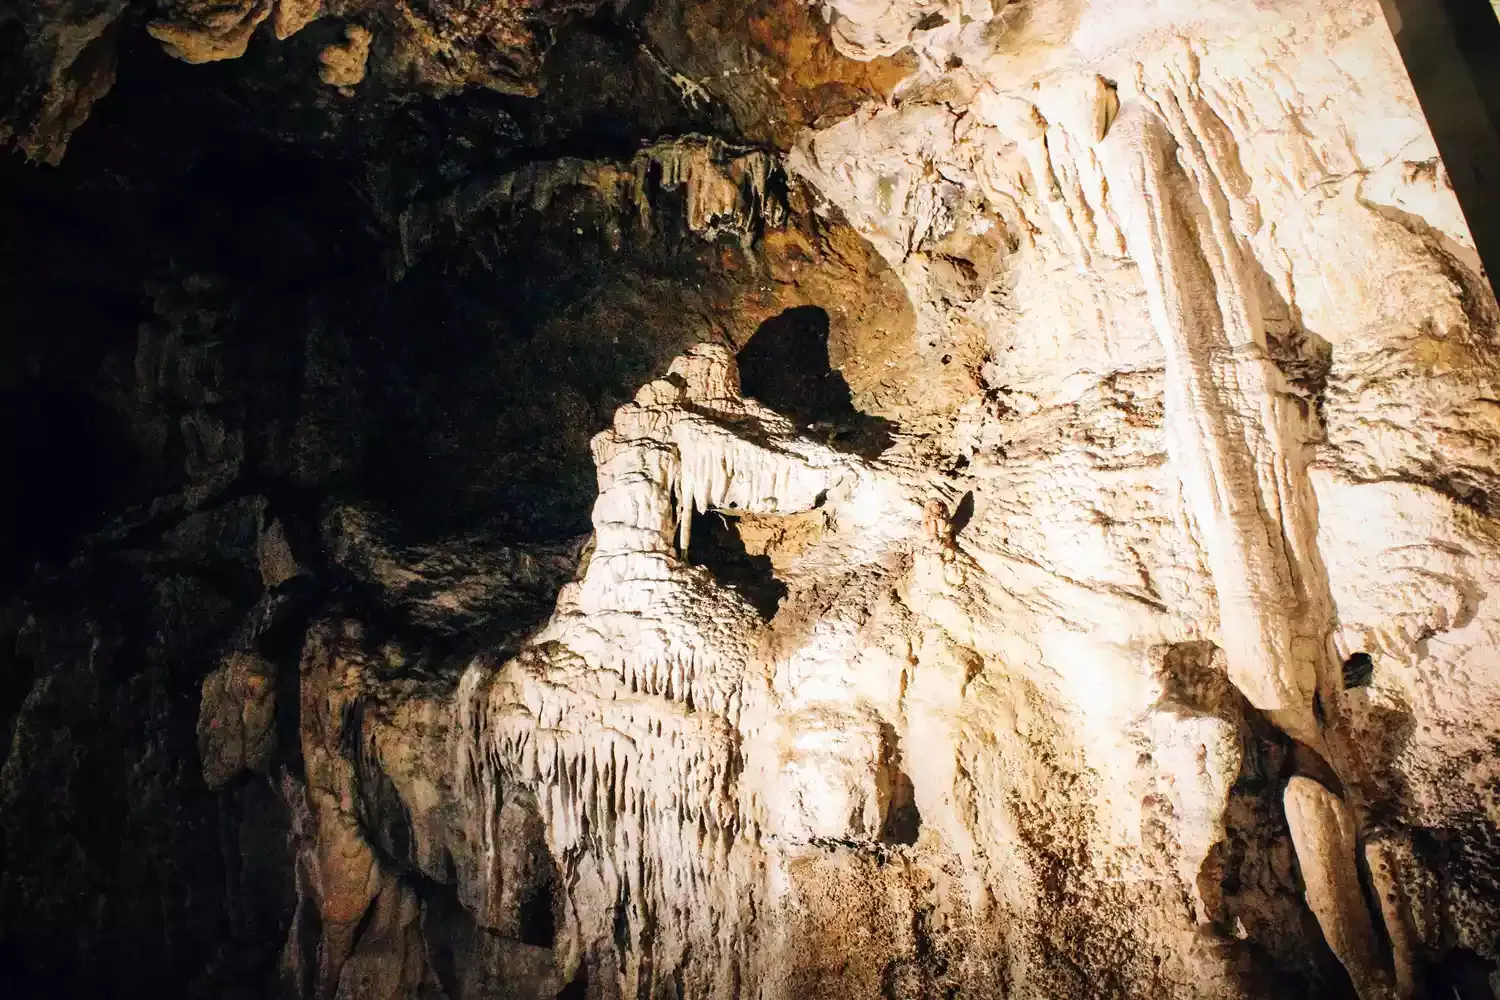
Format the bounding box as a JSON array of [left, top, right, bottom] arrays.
[[687, 508, 787, 619], [736, 306, 894, 459]]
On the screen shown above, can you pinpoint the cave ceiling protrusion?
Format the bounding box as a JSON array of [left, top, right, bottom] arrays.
[[1, 0, 921, 163]]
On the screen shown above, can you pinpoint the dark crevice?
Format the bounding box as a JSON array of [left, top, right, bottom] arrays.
[[558, 962, 589, 1000], [0, 386, 145, 588], [878, 722, 922, 847], [686, 509, 787, 619], [1433, 947, 1499, 1000], [1342, 652, 1374, 689], [881, 769, 922, 847], [518, 870, 559, 949], [951, 490, 975, 537], [737, 306, 895, 459]]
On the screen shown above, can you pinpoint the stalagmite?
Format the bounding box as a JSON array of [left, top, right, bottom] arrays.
[[1284, 777, 1391, 1000], [1364, 831, 1424, 999]]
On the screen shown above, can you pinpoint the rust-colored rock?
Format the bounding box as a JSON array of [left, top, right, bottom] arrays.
[[318, 23, 372, 91]]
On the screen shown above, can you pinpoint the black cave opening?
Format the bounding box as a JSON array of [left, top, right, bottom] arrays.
[[686, 508, 788, 620], [736, 305, 894, 459]]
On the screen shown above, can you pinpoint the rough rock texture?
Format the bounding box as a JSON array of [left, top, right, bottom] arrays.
[[0, 0, 126, 161], [2, 0, 606, 160], [4, 0, 1500, 998]]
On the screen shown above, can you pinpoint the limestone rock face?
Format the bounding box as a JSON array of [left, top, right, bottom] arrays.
[[4, 0, 1500, 998]]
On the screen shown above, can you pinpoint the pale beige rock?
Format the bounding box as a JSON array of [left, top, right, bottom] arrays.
[[1284, 777, 1391, 1000], [421, 342, 1280, 996], [784, 1, 1500, 986], [1365, 830, 1424, 999]]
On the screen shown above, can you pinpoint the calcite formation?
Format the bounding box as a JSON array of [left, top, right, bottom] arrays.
[[395, 135, 788, 275], [774, 0, 1500, 994], [4, 0, 1500, 997], [317, 23, 373, 91], [281, 308, 1496, 997], [148, 0, 272, 64], [323, 0, 1493, 995]]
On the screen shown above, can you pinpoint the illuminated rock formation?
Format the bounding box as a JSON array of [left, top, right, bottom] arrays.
[[3, 0, 1500, 998]]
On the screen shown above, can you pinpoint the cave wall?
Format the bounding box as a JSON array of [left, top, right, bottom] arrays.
[[3, 0, 1500, 999], [0, 9, 927, 995]]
